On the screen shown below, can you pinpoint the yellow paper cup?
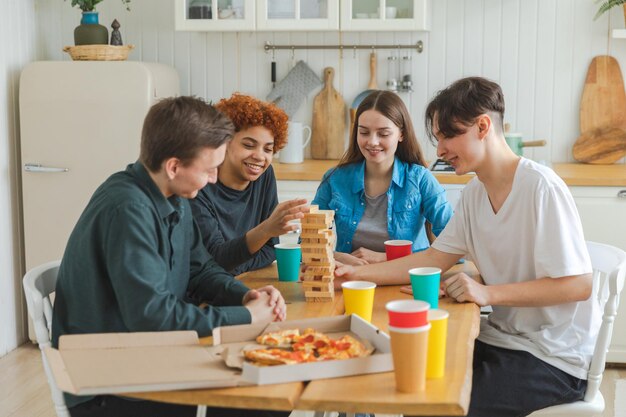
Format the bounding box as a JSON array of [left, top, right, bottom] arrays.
[[426, 309, 449, 379], [341, 281, 376, 322]]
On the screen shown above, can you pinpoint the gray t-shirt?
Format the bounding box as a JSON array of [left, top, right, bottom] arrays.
[[351, 192, 390, 252]]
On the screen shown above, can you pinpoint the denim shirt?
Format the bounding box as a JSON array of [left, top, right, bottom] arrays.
[[312, 158, 453, 253]]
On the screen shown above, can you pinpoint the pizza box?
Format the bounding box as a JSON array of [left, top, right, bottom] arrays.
[[211, 314, 393, 385], [43, 330, 252, 396], [43, 315, 392, 396]]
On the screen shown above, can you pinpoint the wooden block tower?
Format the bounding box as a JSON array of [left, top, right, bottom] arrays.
[[300, 205, 336, 302]]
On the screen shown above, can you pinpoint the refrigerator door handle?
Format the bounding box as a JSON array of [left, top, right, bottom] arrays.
[[24, 163, 69, 173]]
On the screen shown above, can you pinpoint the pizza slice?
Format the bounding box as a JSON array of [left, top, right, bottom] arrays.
[[256, 328, 301, 347], [243, 348, 316, 366], [317, 335, 369, 361], [292, 328, 331, 352]]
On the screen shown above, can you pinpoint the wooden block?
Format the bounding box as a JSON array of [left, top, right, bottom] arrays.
[[303, 271, 334, 281], [301, 282, 333, 292], [299, 237, 332, 245], [309, 205, 319, 213], [305, 290, 334, 299], [301, 248, 334, 259], [300, 242, 333, 250], [305, 295, 335, 303], [304, 259, 336, 268], [304, 265, 335, 274], [302, 253, 334, 263], [301, 230, 334, 239]]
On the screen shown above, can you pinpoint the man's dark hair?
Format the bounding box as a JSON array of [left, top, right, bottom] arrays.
[[140, 96, 234, 172], [425, 77, 505, 144]]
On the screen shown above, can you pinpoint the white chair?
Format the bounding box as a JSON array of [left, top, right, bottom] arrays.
[[529, 241, 626, 416], [22, 260, 69, 417], [23, 260, 209, 417]]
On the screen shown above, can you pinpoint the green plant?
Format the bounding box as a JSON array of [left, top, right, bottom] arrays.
[[65, 0, 131, 12], [594, 0, 626, 20]]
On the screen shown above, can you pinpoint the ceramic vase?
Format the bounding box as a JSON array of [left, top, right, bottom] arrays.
[[74, 11, 108, 46]]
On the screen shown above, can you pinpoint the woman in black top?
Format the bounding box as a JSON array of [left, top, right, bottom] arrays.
[[191, 93, 307, 275]]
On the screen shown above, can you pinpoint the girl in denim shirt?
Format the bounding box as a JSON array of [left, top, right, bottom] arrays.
[[312, 91, 453, 266]]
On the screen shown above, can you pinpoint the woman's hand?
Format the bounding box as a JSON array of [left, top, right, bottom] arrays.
[[260, 198, 308, 238], [351, 247, 386, 264], [334, 251, 369, 266], [246, 199, 308, 254], [333, 260, 356, 289]]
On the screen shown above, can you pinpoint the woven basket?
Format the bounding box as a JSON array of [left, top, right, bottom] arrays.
[[63, 44, 134, 61]]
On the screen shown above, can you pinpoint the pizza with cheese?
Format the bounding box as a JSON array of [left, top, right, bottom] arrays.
[[245, 328, 371, 366], [243, 347, 316, 366], [255, 328, 301, 347]]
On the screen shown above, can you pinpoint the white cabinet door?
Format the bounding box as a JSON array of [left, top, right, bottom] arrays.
[[256, 0, 339, 31], [340, 0, 431, 31], [570, 186, 626, 363], [175, 0, 256, 31], [571, 187, 626, 251]]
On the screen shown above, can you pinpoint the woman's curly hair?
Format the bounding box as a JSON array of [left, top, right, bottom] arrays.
[[215, 93, 288, 152]]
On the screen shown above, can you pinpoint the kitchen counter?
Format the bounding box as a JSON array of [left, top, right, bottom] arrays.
[[272, 159, 476, 184], [273, 160, 626, 187]]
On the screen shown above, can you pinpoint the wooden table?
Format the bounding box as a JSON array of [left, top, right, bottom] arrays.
[[126, 263, 480, 415]]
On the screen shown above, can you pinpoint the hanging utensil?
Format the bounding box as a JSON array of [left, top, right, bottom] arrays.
[[271, 48, 277, 89]]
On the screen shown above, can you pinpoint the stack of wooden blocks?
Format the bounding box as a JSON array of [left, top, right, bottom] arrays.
[[300, 205, 336, 302]]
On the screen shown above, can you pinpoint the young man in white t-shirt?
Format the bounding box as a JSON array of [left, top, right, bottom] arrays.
[[335, 77, 600, 416]]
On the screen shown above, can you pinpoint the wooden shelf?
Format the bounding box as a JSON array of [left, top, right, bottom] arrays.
[[612, 29, 626, 38]]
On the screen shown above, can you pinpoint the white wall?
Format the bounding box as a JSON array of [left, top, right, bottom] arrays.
[[0, 0, 37, 356], [35, 0, 626, 164]]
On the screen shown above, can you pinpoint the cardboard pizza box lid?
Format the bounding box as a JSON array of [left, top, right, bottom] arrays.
[[44, 330, 248, 396]]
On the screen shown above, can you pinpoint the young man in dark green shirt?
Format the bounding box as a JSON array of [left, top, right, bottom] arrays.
[[52, 96, 288, 417]]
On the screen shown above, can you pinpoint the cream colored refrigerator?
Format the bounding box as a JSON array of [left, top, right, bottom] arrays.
[[19, 61, 179, 339]]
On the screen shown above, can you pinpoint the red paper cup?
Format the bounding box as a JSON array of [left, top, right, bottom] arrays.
[[386, 300, 430, 328], [384, 240, 413, 261]]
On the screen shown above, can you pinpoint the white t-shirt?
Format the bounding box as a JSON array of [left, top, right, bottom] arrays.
[[433, 158, 600, 379]]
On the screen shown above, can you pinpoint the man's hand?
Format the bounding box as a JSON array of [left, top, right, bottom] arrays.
[[243, 285, 287, 322], [443, 273, 490, 306], [351, 247, 386, 264]]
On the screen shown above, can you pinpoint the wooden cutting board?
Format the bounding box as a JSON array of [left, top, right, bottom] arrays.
[[579, 55, 626, 133], [573, 127, 626, 164], [311, 67, 346, 160]]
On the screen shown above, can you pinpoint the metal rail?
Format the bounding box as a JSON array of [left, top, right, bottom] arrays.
[[264, 40, 424, 54]]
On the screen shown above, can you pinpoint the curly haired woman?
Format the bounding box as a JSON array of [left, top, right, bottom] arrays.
[[190, 93, 307, 275]]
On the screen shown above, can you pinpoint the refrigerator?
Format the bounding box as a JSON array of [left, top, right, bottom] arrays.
[[19, 61, 179, 340]]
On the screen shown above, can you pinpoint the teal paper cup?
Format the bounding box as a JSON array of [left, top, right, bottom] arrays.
[[409, 267, 441, 309], [275, 243, 301, 282]]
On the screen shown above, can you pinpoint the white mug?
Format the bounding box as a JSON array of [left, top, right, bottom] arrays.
[[280, 122, 311, 164]]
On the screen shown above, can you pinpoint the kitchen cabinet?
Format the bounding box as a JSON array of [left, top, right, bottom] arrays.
[[340, 0, 430, 31], [175, 0, 256, 31], [256, 0, 339, 31], [612, 29, 626, 38], [176, 0, 429, 32], [570, 186, 626, 363]]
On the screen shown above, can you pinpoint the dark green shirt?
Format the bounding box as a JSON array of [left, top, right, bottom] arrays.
[[51, 162, 251, 407]]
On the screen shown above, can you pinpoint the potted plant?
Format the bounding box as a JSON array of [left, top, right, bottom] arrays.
[[594, 0, 626, 24], [65, 0, 131, 45], [66, 0, 131, 12]]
